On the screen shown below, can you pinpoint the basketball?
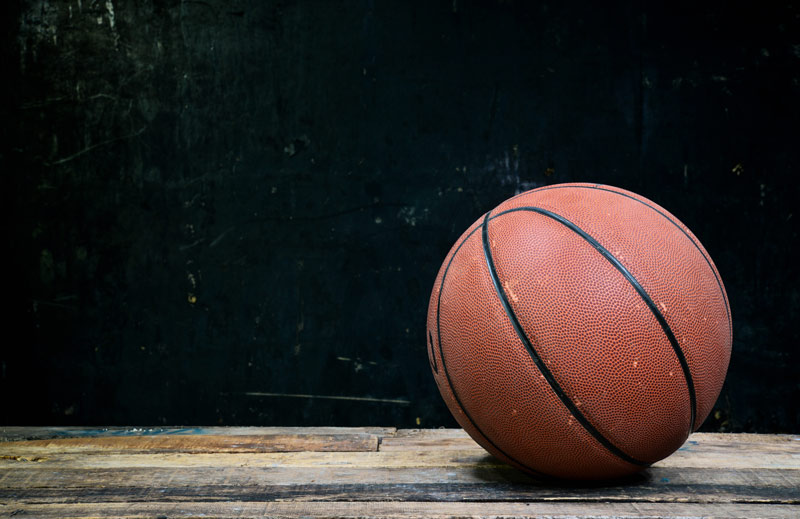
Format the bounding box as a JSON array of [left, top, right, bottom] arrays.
[[426, 183, 732, 480]]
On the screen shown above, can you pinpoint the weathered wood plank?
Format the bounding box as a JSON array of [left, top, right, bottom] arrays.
[[0, 433, 379, 454], [4, 428, 797, 463], [1, 465, 797, 496], [0, 428, 797, 518], [380, 429, 800, 453], [2, 443, 798, 471], [0, 501, 797, 519], [0, 448, 487, 470], [659, 434, 800, 470], [379, 430, 800, 470], [2, 473, 798, 504]]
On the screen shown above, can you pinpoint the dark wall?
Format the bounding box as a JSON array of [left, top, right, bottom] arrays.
[[3, 0, 798, 432]]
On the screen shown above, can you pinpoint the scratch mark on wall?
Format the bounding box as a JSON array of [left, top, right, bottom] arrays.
[[209, 226, 235, 247], [240, 392, 410, 405], [179, 238, 205, 251], [105, 0, 119, 48], [45, 127, 146, 166]]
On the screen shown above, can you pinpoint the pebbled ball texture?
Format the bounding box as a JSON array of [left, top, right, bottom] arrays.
[[426, 183, 732, 480]]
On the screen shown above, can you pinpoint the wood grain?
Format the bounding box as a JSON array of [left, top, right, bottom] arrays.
[[0, 433, 379, 454], [0, 428, 798, 518]]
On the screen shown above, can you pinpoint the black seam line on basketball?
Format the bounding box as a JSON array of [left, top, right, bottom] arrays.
[[531, 183, 733, 337], [529, 183, 732, 340], [428, 330, 438, 373], [481, 212, 650, 468], [435, 219, 551, 480], [490, 206, 698, 436]]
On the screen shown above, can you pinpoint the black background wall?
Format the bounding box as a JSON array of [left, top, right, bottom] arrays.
[[3, 0, 798, 432]]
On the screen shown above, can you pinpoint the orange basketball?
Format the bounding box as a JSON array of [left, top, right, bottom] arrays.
[[426, 183, 732, 480]]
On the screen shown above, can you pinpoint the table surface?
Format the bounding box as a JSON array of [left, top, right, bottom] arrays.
[[1, 427, 798, 518]]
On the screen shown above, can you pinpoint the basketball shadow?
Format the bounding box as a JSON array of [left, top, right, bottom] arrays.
[[468, 453, 652, 491]]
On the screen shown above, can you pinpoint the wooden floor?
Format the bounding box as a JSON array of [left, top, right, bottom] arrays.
[[1, 427, 798, 518]]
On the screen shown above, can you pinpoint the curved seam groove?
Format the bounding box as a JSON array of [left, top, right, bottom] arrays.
[[428, 330, 438, 373], [529, 183, 732, 340], [434, 219, 551, 479], [481, 212, 651, 467], [489, 207, 697, 436]]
